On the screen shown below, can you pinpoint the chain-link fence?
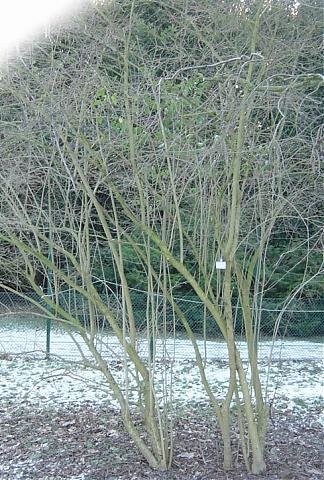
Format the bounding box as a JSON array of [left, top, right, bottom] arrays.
[[0, 290, 323, 361]]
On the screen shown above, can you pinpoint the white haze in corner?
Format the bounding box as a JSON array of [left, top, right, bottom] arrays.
[[0, 0, 86, 62]]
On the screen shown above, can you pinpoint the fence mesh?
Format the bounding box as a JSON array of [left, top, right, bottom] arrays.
[[0, 290, 323, 362]]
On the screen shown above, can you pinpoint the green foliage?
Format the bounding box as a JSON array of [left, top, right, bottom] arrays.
[[0, 0, 322, 315]]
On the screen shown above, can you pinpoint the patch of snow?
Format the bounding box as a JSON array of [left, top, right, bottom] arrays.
[[0, 322, 322, 361], [0, 320, 322, 415], [0, 357, 322, 413]]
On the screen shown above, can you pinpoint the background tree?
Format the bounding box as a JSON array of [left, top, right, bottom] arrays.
[[0, 0, 323, 475]]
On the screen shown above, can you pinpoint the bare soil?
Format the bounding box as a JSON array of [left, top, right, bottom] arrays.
[[0, 403, 323, 480]]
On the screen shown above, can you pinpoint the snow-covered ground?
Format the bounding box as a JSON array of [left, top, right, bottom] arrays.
[[0, 321, 322, 419], [0, 322, 323, 361], [1, 356, 323, 416]]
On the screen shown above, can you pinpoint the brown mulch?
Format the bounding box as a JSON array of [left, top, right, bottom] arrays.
[[0, 403, 323, 480]]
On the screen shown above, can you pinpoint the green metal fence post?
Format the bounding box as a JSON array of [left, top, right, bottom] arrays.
[[46, 271, 52, 359], [149, 335, 154, 363], [46, 318, 51, 360], [46, 233, 53, 360]]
